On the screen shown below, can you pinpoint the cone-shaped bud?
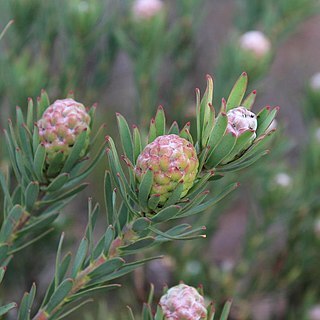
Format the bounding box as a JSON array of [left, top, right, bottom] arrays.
[[135, 134, 199, 205], [159, 284, 207, 320], [226, 106, 257, 138], [38, 98, 91, 164]]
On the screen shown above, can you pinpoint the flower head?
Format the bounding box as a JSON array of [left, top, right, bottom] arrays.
[[135, 134, 198, 206], [159, 284, 207, 320], [38, 98, 91, 165]]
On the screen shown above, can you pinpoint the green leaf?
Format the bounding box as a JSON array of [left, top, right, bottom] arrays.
[[198, 75, 214, 146], [88, 257, 125, 280], [0, 302, 17, 316], [119, 237, 155, 253], [168, 121, 179, 135], [15, 148, 32, 184], [25, 181, 39, 211], [96, 256, 163, 283], [68, 284, 121, 302], [138, 169, 154, 210], [148, 118, 157, 143], [71, 238, 89, 278], [39, 183, 89, 206], [180, 128, 193, 144], [226, 72, 248, 111], [151, 205, 181, 223], [179, 191, 209, 215], [26, 98, 34, 132], [147, 194, 161, 211], [163, 182, 184, 207], [220, 130, 255, 164], [256, 107, 279, 137], [205, 133, 237, 168], [47, 151, 64, 178], [33, 143, 46, 182], [201, 104, 215, 148], [0, 267, 6, 283], [133, 125, 142, 163], [242, 90, 257, 110], [37, 90, 50, 119], [179, 183, 239, 217], [4, 129, 20, 181], [55, 299, 93, 320], [0, 171, 13, 211], [142, 303, 153, 320], [154, 106, 166, 136], [206, 113, 228, 151], [186, 171, 214, 198], [0, 205, 26, 242], [44, 173, 70, 193], [55, 233, 65, 289], [116, 113, 134, 164], [18, 283, 36, 320], [41, 253, 72, 308], [17, 212, 59, 237], [104, 225, 115, 256], [61, 130, 88, 173], [132, 218, 151, 232], [45, 279, 74, 313], [220, 300, 232, 320]]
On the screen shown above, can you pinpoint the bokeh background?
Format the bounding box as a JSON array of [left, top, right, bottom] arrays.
[[1, 0, 320, 319]]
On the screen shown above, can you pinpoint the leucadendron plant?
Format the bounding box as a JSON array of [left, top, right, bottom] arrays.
[[0, 73, 277, 319]]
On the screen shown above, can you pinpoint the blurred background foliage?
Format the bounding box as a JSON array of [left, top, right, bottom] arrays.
[[1, 0, 320, 319]]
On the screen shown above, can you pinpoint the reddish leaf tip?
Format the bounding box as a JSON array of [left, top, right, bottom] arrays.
[[242, 71, 247, 76], [252, 90, 257, 94]]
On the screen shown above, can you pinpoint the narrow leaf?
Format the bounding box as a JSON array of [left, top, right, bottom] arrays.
[[226, 72, 248, 111]]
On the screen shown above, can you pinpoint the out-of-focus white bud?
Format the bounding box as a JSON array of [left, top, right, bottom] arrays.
[[314, 218, 320, 238], [239, 31, 271, 58], [159, 284, 207, 320], [308, 305, 320, 320], [310, 73, 320, 91], [132, 0, 163, 20], [274, 173, 292, 188], [315, 128, 320, 142]]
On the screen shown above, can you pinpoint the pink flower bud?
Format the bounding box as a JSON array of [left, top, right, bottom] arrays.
[[226, 106, 257, 138], [159, 284, 207, 320], [239, 31, 271, 58], [132, 0, 163, 20]]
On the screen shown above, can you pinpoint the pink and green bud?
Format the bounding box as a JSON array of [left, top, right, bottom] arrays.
[[37, 98, 91, 164], [226, 106, 257, 138], [159, 284, 207, 320], [135, 134, 199, 206]]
